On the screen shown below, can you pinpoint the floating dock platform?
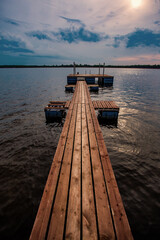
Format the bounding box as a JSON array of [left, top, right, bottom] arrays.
[[67, 74, 114, 86], [44, 100, 119, 122], [65, 84, 99, 92], [31, 80, 133, 240]]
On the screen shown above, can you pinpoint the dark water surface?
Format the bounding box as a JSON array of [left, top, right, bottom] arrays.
[[0, 68, 160, 239]]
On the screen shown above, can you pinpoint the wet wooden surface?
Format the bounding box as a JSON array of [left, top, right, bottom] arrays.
[[30, 81, 133, 240]]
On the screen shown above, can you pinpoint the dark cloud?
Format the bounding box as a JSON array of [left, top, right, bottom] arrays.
[[113, 36, 125, 48], [1, 17, 20, 26], [27, 26, 107, 44], [5, 19, 19, 26], [26, 16, 107, 44], [20, 54, 65, 59], [113, 29, 160, 48], [0, 35, 34, 53], [58, 16, 106, 43], [126, 29, 160, 48], [27, 31, 52, 40], [26, 27, 104, 43], [154, 20, 160, 25], [53, 27, 103, 43], [60, 16, 85, 26]]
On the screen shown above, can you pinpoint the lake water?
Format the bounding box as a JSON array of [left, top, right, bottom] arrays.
[[0, 67, 160, 239]]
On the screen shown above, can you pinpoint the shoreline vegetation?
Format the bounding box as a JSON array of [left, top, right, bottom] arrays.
[[0, 64, 160, 69]]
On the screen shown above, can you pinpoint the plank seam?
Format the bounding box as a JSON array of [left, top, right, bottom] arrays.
[[45, 103, 76, 240], [63, 103, 79, 239], [86, 88, 118, 239], [85, 83, 117, 239], [84, 101, 99, 240], [88, 102, 118, 239], [80, 87, 83, 240]]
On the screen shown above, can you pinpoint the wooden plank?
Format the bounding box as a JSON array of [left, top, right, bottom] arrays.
[[84, 83, 115, 240], [102, 101, 106, 108], [107, 101, 113, 109], [81, 81, 85, 104], [92, 101, 119, 110], [86, 87, 133, 240], [109, 101, 119, 110], [107, 101, 112, 109], [65, 85, 76, 87], [48, 103, 65, 106], [101, 101, 106, 109], [65, 103, 81, 239], [81, 103, 97, 239], [49, 101, 66, 104], [74, 81, 81, 104], [96, 101, 99, 109], [87, 84, 99, 87], [104, 101, 109, 109], [107, 101, 118, 110], [94, 101, 98, 109], [47, 84, 81, 240], [99, 101, 103, 109], [65, 101, 71, 109], [30, 82, 79, 240], [105, 101, 110, 109], [100, 101, 104, 109], [92, 101, 96, 109], [47, 107, 78, 239], [45, 107, 65, 110], [92, 114, 133, 239], [95, 101, 99, 108], [30, 100, 75, 240], [96, 101, 99, 108]]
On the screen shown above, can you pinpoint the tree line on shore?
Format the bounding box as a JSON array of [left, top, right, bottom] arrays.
[[0, 64, 160, 69]]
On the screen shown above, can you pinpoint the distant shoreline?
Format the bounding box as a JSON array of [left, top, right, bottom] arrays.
[[0, 64, 160, 69]]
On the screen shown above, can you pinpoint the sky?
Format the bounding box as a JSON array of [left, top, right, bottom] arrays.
[[0, 0, 160, 65]]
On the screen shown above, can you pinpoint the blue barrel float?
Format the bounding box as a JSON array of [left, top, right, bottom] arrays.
[[67, 76, 77, 84], [85, 77, 95, 84]]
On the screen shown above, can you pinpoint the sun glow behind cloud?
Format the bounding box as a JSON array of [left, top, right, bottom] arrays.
[[131, 0, 142, 8]]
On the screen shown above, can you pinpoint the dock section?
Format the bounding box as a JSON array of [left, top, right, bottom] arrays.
[[44, 100, 119, 122], [67, 74, 114, 86], [30, 81, 133, 240]]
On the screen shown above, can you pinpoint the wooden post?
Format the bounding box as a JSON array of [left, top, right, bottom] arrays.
[[103, 62, 105, 75], [73, 62, 76, 74], [99, 63, 100, 75]]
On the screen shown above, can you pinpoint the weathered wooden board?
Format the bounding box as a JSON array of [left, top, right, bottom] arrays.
[[30, 80, 133, 240], [92, 100, 119, 111]]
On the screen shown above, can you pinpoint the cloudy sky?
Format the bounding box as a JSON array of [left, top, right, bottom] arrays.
[[0, 0, 160, 65]]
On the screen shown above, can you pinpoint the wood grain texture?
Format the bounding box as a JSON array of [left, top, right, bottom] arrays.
[[65, 104, 81, 240], [30, 80, 133, 240], [86, 84, 133, 240], [47, 94, 79, 240], [82, 103, 97, 240], [84, 85, 115, 240]]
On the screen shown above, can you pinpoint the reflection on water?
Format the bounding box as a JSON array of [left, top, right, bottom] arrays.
[[0, 68, 160, 239]]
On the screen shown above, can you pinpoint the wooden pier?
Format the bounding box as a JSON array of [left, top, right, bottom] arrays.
[[30, 81, 133, 240]]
